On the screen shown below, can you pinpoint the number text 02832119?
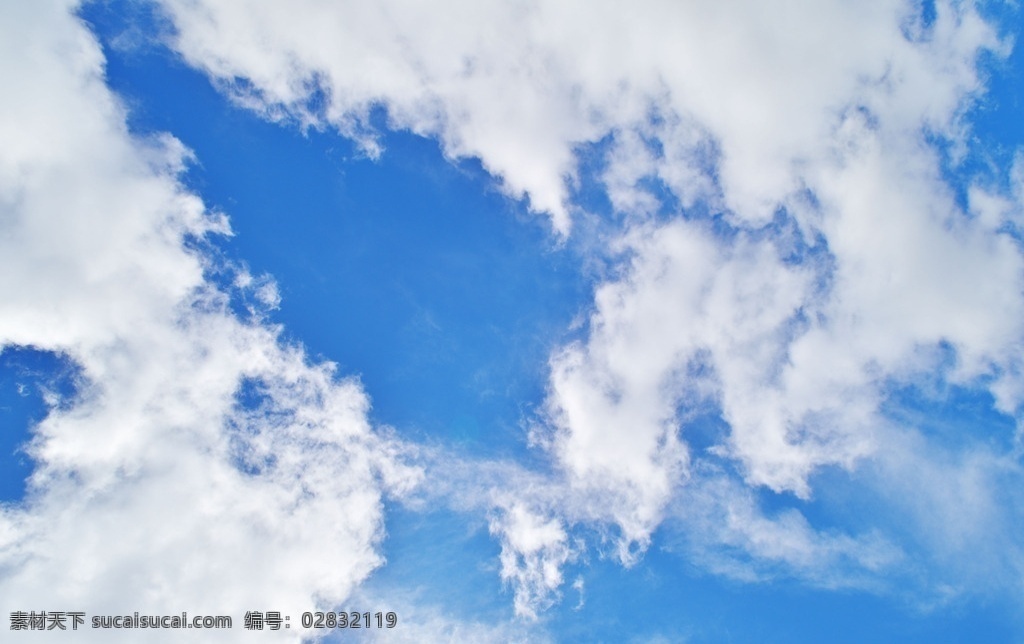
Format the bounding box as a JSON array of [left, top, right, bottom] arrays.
[[302, 611, 397, 629]]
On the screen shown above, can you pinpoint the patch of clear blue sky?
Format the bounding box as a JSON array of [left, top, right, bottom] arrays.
[[0, 0, 1001, 640], [0, 348, 80, 502], [79, 1, 591, 465]]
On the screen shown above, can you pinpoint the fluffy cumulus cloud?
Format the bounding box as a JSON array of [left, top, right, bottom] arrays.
[[0, 1, 419, 641], [156, 0, 997, 231], [6, 0, 1024, 628]]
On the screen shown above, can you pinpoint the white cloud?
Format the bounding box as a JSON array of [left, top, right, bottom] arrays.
[[155, 0, 998, 233], [488, 500, 575, 619], [544, 219, 812, 547], [0, 2, 419, 641]]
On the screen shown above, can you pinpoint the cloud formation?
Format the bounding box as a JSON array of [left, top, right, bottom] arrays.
[[0, 2, 419, 640], [5, 0, 1024, 628]]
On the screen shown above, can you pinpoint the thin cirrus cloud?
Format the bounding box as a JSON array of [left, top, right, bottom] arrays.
[[2, 0, 1024, 639]]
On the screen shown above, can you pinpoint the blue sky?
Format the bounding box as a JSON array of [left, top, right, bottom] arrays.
[[3, 1, 1024, 642]]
